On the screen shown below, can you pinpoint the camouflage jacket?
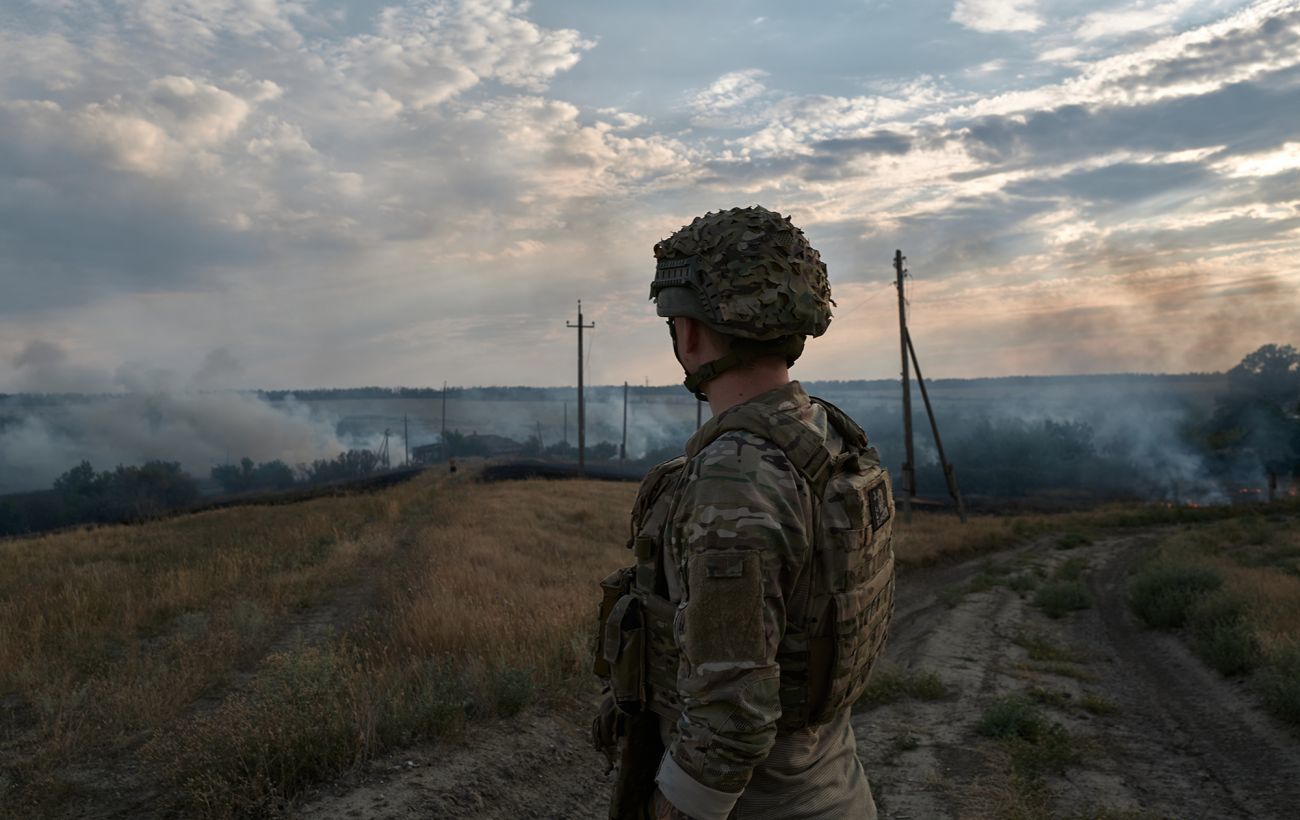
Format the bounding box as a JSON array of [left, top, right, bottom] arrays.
[[650, 381, 877, 820]]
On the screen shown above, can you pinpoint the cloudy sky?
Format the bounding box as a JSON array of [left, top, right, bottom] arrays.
[[2, 0, 1299, 391]]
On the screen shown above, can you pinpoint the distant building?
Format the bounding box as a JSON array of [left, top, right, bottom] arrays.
[[411, 433, 523, 463], [411, 443, 442, 464], [464, 433, 524, 457]]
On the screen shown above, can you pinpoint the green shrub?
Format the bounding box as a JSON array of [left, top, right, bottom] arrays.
[[856, 667, 949, 710], [1008, 573, 1039, 593], [1186, 592, 1258, 676], [1055, 556, 1089, 581], [1079, 693, 1119, 715], [1012, 630, 1086, 663], [1056, 531, 1092, 550], [1026, 686, 1071, 709], [976, 695, 1047, 740], [489, 665, 535, 717], [1009, 723, 1086, 777], [1260, 645, 1300, 728], [1128, 565, 1222, 628], [1035, 580, 1091, 619], [399, 660, 467, 739]]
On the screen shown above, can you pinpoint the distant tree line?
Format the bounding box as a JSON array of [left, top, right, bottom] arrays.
[[0, 461, 199, 536], [208, 450, 387, 493], [0, 448, 393, 537]]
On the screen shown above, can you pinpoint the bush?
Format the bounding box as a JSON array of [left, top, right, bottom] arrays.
[[1013, 630, 1086, 663], [856, 667, 949, 710], [1260, 645, 1300, 728], [1055, 557, 1088, 581], [1035, 581, 1090, 619], [1056, 531, 1092, 550], [489, 665, 534, 717], [1008, 573, 1039, 593], [1187, 592, 1258, 676], [1128, 565, 1223, 628], [976, 695, 1047, 740]]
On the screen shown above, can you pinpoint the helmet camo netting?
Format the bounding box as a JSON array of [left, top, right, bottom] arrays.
[[652, 206, 834, 341]]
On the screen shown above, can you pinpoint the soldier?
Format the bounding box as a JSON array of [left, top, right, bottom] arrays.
[[593, 206, 896, 819]]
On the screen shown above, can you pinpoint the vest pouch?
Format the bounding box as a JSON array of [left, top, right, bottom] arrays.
[[593, 566, 635, 679], [603, 594, 646, 713], [816, 561, 894, 722]]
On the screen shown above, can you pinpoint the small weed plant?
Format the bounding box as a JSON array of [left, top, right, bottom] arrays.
[[1035, 581, 1091, 619], [856, 666, 949, 710]]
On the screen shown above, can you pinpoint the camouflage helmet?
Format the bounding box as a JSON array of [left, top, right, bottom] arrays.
[[651, 206, 833, 341]]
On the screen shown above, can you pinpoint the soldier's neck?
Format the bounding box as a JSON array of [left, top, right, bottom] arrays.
[[705, 361, 790, 416]]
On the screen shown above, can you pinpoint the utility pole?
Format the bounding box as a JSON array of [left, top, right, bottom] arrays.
[[895, 249, 915, 523], [906, 330, 967, 522], [403, 414, 409, 467], [621, 381, 628, 462], [564, 401, 569, 444], [440, 380, 448, 459], [536, 420, 545, 453], [567, 300, 595, 474]]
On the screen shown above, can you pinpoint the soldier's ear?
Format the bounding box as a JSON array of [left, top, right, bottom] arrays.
[[676, 317, 728, 360], [674, 317, 703, 358]]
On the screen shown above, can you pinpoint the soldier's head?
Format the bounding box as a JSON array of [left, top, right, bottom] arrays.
[[650, 206, 833, 400]]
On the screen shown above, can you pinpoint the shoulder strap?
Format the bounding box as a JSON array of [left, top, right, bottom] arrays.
[[692, 402, 835, 494], [810, 396, 870, 450]]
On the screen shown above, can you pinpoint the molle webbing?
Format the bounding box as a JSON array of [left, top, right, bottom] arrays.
[[688, 396, 867, 494]]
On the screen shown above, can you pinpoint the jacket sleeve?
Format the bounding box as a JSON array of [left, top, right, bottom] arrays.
[[655, 431, 812, 820]]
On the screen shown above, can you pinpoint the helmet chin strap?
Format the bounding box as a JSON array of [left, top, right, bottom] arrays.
[[675, 332, 806, 402]]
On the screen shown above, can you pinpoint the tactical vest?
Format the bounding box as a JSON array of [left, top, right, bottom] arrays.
[[595, 397, 895, 729]]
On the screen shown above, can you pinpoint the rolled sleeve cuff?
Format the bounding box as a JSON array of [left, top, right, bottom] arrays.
[[655, 753, 742, 820]]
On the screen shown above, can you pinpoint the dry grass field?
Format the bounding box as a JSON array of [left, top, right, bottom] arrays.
[[1, 469, 633, 817], [2, 468, 1296, 818]]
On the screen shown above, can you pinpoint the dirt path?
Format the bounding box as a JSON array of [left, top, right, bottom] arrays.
[[297, 532, 1300, 819], [861, 532, 1300, 819]]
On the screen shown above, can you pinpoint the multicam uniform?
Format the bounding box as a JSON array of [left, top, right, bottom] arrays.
[[594, 205, 894, 820], [598, 381, 895, 820]]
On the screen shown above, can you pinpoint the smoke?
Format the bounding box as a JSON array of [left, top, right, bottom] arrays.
[[0, 342, 357, 493], [808, 376, 1232, 504]]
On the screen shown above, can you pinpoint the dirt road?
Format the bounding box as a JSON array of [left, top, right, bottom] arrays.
[[297, 532, 1300, 819]]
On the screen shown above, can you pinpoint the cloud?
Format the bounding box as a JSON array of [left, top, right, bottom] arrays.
[[2, 0, 1300, 392], [335, 0, 594, 111], [690, 69, 769, 118], [951, 0, 1043, 33], [1077, 0, 1200, 42]]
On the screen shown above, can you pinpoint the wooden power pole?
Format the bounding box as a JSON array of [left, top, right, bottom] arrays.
[[895, 248, 967, 523], [567, 301, 595, 474], [621, 381, 628, 462], [440, 380, 448, 458], [906, 330, 968, 522], [895, 250, 915, 523]]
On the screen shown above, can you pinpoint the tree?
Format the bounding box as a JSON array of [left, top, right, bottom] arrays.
[[587, 441, 618, 461], [54, 461, 101, 497], [1228, 344, 1300, 407], [303, 449, 382, 483], [520, 435, 542, 457]]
